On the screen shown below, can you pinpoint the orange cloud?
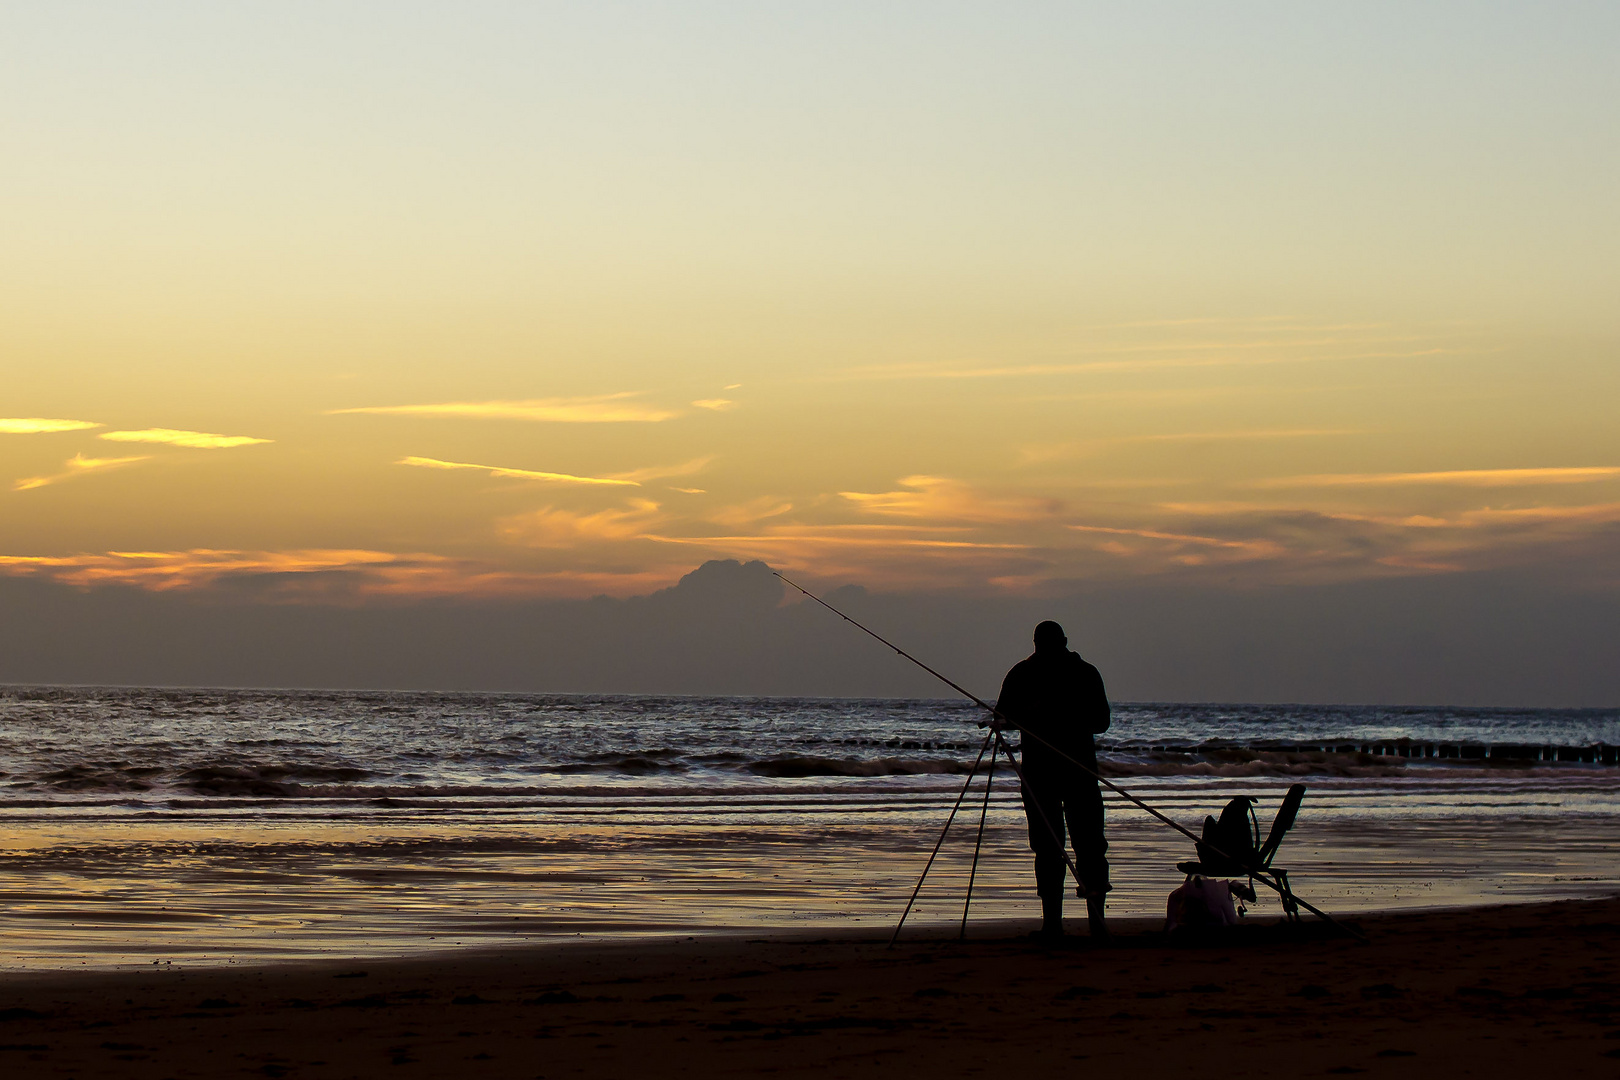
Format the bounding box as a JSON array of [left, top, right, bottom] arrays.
[[1455, 502, 1620, 525], [707, 497, 794, 527], [1375, 555, 1466, 572], [1019, 429, 1362, 465], [398, 456, 639, 486], [330, 394, 677, 423], [0, 418, 100, 434], [498, 499, 665, 547], [0, 548, 680, 600], [0, 548, 420, 590], [1067, 523, 1284, 558], [608, 456, 715, 483], [649, 528, 1036, 592], [14, 453, 149, 491], [691, 398, 737, 411], [1110, 496, 1620, 583], [840, 475, 1059, 525], [1257, 466, 1620, 488], [836, 338, 1451, 381], [661, 531, 1023, 552], [99, 428, 271, 449]]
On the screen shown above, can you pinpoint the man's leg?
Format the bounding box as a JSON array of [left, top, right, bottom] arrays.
[[1064, 777, 1109, 936], [1021, 772, 1068, 935]]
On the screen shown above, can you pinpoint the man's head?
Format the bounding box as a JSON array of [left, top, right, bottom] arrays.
[[1033, 620, 1067, 653]]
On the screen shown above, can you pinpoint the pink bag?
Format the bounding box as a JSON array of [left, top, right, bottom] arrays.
[[1165, 875, 1241, 933]]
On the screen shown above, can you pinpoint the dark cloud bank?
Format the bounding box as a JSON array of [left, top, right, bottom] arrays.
[[1, 560, 1616, 706]]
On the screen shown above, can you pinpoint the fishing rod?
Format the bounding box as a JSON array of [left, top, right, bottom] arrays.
[[774, 570, 1363, 941], [776, 571, 997, 713]]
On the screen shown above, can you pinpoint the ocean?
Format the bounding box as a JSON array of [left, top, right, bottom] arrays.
[[3, 687, 1618, 968]]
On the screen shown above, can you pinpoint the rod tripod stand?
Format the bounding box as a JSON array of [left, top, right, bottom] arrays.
[[888, 726, 1101, 947]]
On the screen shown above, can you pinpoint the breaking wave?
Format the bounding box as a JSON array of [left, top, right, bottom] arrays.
[[10, 746, 1617, 803], [1, 689, 1615, 809], [745, 755, 970, 778]]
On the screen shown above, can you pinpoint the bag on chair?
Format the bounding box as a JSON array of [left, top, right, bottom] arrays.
[[1194, 796, 1259, 876]]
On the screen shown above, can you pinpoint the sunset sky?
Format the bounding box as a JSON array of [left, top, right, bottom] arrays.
[[4, 3, 1617, 611]]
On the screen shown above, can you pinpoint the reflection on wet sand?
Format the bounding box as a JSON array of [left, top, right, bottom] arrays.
[[4, 776, 1618, 967]]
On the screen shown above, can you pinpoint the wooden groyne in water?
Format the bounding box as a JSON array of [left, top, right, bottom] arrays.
[[1123, 739, 1620, 765], [833, 736, 1620, 765]]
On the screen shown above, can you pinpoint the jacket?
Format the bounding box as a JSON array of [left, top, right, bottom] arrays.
[[995, 648, 1110, 773]]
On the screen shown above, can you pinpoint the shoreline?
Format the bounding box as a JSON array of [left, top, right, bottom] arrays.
[[3, 897, 1617, 1077], [0, 896, 1572, 978]]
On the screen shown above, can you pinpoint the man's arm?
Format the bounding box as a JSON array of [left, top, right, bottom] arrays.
[[990, 666, 1023, 731]]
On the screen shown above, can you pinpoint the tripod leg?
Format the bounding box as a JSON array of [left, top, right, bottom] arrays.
[[888, 728, 993, 948], [959, 737, 999, 940]]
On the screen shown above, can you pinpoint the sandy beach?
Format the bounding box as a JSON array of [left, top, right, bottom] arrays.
[[2, 897, 1617, 1078]]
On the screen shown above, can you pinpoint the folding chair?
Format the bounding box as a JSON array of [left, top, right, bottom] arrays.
[[1175, 783, 1306, 920]]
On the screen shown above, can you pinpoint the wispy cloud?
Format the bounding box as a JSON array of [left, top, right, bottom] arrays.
[[1256, 466, 1620, 488], [330, 393, 677, 423], [647, 525, 1039, 592], [1169, 498, 1620, 531], [654, 532, 1025, 552], [14, 453, 149, 491], [398, 456, 639, 487], [608, 456, 715, 484], [0, 548, 682, 600], [1068, 523, 1282, 557], [1019, 428, 1362, 465], [398, 454, 713, 488], [707, 497, 794, 527], [1132, 428, 1363, 443], [691, 398, 737, 411], [831, 340, 1453, 382], [99, 428, 271, 449], [0, 418, 101, 434], [1456, 502, 1620, 525], [0, 548, 410, 588], [840, 475, 1059, 525], [498, 500, 666, 547], [1315, 501, 1620, 533], [1110, 495, 1620, 582]]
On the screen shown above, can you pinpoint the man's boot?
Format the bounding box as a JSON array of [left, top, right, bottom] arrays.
[[1086, 893, 1108, 939], [1041, 894, 1064, 937]]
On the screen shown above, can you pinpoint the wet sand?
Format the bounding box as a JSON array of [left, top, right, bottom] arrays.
[[8, 795, 1620, 967], [2, 898, 1618, 1078]]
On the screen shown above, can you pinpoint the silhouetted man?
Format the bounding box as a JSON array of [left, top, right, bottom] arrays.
[[993, 620, 1111, 937]]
